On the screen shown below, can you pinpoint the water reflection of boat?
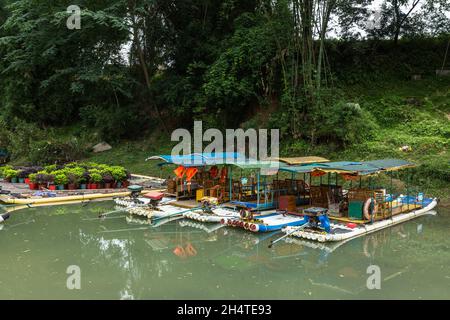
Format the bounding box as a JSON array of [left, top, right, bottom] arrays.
[[283, 211, 438, 261], [125, 214, 183, 228], [178, 220, 224, 233]]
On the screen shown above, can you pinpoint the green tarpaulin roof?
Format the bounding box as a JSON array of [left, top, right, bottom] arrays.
[[279, 159, 415, 176]]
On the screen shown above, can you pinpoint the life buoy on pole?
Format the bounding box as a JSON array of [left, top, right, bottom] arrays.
[[363, 198, 377, 220]]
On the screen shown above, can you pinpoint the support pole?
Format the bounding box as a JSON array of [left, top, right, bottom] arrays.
[[257, 171, 260, 209], [390, 171, 393, 218], [229, 165, 232, 202]]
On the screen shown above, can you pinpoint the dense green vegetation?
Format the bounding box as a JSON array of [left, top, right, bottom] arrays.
[[0, 0, 449, 198]]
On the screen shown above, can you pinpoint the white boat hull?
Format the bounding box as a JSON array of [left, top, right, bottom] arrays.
[[183, 207, 241, 223]]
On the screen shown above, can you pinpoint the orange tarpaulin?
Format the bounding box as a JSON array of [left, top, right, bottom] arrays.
[[185, 167, 198, 182], [174, 165, 186, 178]]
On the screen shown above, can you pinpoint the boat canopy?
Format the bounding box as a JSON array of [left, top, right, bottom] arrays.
[[267, 156, 329, 165], [146, 152, 251, 167], [279, 159, 415, 176]]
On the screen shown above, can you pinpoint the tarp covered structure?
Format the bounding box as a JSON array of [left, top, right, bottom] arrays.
[[279, 159, 415, 176], [267, 156, 329, 165], [146, 152, 250, 167]]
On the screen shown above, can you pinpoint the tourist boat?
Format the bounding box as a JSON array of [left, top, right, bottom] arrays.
[[282, 197, 437, 242], [275, 159, 439, 243], [183, 206, 242, 223], [145, 153, 330, 225]]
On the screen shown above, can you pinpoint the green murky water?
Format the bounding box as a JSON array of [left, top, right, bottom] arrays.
[[0, 202, 449, 300]]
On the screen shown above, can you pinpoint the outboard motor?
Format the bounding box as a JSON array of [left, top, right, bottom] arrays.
[[0, 213, 10, 223], [127, 185, 144, 203]]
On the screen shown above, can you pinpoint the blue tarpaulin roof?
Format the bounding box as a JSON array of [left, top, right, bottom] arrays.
[[280, 159, 415, 176], [146, 152, 251, 167]]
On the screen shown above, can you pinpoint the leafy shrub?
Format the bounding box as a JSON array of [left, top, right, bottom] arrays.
[[54, 173, 68, 185], [28, 139, 87, 165], [79, 105, 146, 142], [366, 96, 416, 127], [3, 168, 18, 179], [90, 172, 102, 183], [110, 166, 127, 182], [0, 165, 13, 178], [316, 102, 379, 147]]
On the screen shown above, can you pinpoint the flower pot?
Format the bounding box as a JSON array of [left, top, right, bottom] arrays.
[[18, 178, 25, 184], [90, 183, 98, 190], [25, 178, 30, 184], [39, 184, 47, 190], [57, 185, 65, 191], [11, 177, 18, 184], [68, 184, 77, 190], [104, 183, 112, 189], [80, 184, 87, 190], [29, 183, 38, 190], [122, 181, 129, 188], [116, 182, 122, 189], [49, 185, 57, 191]]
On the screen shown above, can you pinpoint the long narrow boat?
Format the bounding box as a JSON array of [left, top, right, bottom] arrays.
[[183, 206, 242, 223], [221, 211, 308, 233], [282, 197, 438, 242]]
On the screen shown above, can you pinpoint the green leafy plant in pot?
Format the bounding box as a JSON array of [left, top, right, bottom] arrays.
[[54, 173, 68, 190], [0, 165, 12, 179], [4, 168, 19, 183], [79, 171, 89, 190], [28, 173, 38, 190], [17, 169, 29, 183], [111, 166, 127, 188], [89, 172, 102, 190], [102, 173, 114, 189]]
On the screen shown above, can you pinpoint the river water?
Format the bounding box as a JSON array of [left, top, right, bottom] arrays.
[[0, 202, 448, 300]]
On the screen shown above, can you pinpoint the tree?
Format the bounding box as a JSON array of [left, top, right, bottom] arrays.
[[367, 0, 450, 42]]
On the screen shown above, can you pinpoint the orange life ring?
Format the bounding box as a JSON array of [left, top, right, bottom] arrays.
[[363, 198, 377, 220]]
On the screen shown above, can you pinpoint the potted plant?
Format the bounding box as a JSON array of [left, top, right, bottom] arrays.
[[54, 173, 68, 190], [46, 174, 55, 190], [89, 172, 102, 190], [17, 169, 29, 184], [5, 168, 19, 183], [28, 173, 38, 190], [35, 172, 49, 189], [66, 172, 79, 190], [79, 171, 89, 190], [122, 170, 132, 188], [111, 166, 127, 188]]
